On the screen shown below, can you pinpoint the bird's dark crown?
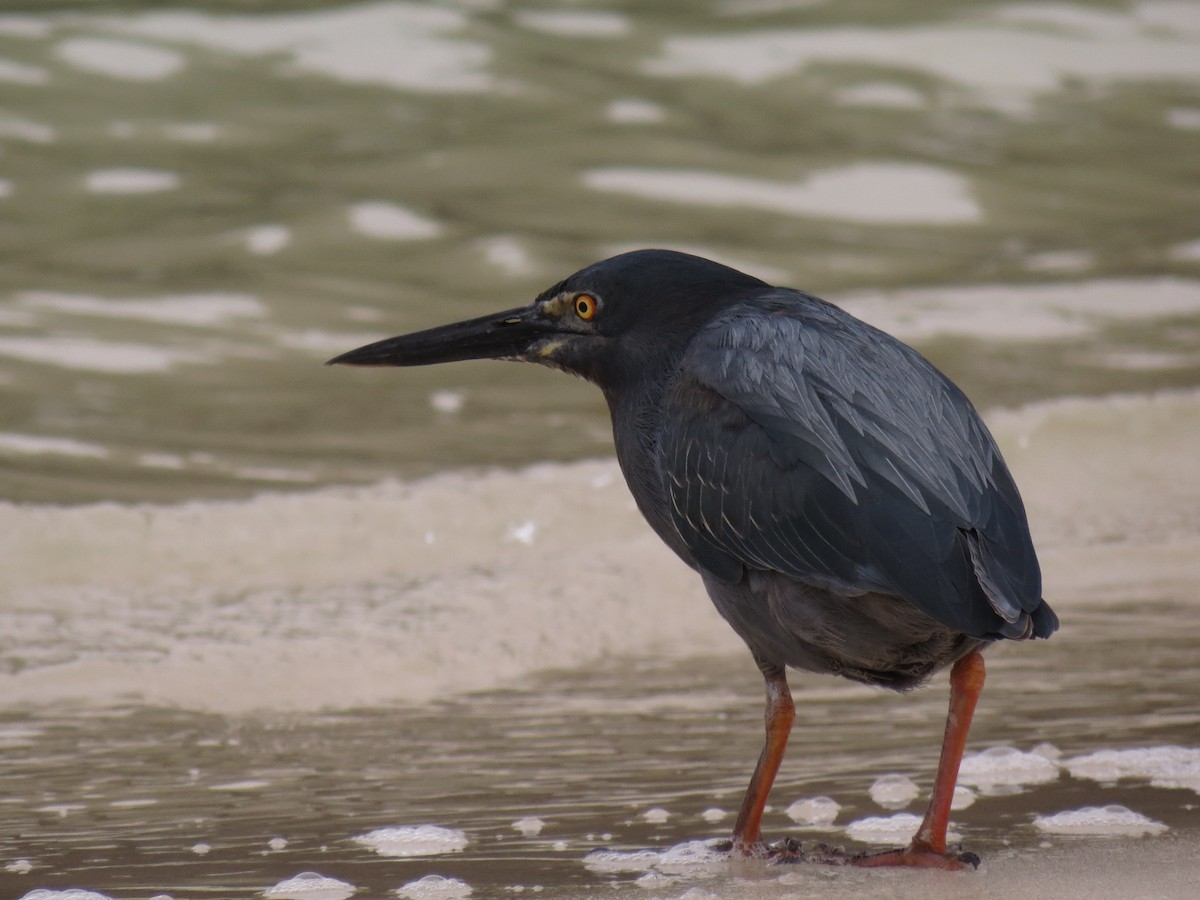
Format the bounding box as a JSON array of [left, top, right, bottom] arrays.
[[531, 249, 770, 384]]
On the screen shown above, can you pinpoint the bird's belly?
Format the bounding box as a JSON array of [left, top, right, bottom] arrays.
[[701, 570, 985, 691]]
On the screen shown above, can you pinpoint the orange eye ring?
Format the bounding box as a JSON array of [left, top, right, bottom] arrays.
[[574, 293, 598, 321]]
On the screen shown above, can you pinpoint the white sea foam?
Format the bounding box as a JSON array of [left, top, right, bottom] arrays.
[[348, 202, 441, 240], [56, 37, 184, 80], [394, 875, 472, 899], [0, 433, 108, 458], [843, 813, 961, 844], [513, 10, 629, 38], [94, 5, 491, 93], [1168, 237, 1200, 261], [0, 335, 202, 373], [838, 277, 1200, 342], [244, 224, 291, 255], [0, 114, 55, 143], [1064, 746, 1200, 793], [607, 99, 666, 124], [17, 892, 114, 900], [583, 840, 727, 876], [957, 746, 1060, 792], [0, 58, 49, 85], [163, 121, 219, 142], [834, 82, 925, 109], [951, 785, 976, 810], [784, 795, 840, 826], [477, 236, 534, 275], [353, 825, 468, 858], [584, 162, 980, 224], [646, 4, 1200, 113], [85, 168, 180, 194], [868, 773, 919, 808], [0, 16, 51, 38], [511, 816, 545, 836], [263, 872, 355, 900], [18, 291, 265, 326], [1032, 805, 1168, 837]]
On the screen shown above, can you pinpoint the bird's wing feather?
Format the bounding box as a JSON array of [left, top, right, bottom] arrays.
[[658, 294, 1044, 639]]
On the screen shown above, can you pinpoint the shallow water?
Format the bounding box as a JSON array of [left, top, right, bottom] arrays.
[[3, 1, 1200, 897]]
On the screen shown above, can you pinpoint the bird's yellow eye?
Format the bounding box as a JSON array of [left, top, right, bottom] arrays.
[[574, 293, 598, 321]]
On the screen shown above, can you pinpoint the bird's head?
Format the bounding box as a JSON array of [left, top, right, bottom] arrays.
[[327, 249, 768, 391]]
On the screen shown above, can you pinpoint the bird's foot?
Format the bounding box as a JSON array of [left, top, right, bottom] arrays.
[[714, 837, 978, 869], [848, 839, 980, 870], [714, 836, 828, 863]]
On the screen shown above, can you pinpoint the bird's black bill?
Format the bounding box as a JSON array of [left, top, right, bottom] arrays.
[[326, 305, 545, 367]]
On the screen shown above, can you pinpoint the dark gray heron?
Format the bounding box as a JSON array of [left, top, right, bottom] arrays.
[[329, 249, 1058, 869]]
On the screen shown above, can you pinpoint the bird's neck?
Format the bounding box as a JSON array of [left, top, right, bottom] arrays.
[[603, 369, 699, 570]]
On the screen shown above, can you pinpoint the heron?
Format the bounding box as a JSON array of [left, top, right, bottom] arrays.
[[328, 249, 1058, 869]]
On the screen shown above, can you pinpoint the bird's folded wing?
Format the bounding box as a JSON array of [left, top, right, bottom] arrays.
[[658, 295, 1044, 639]]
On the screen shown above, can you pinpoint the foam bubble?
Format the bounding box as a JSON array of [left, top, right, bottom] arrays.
[[6, 858, 33, 873], [394, 875, 472, 899], [951, 785, 976, 810], [583, 840, 726, 876], [263, 872, 356, 900], [511, 817, 544, 836], [784, 796, 840, 826], [868, 774, 919, 808], [700, 807, 727, 823], [17, 891, 115, 900], [845, 813, 960, 845], [353, 825, 468, 858], [582, 848, 662, 873], [641, 806, 671, 824], [957, 746, 1060, 792], [653, 840, 728, 874], [1032, 805, 1168, 837], [1064, 746, 1200, 793]]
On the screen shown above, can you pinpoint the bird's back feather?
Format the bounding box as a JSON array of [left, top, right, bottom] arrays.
[[658, 291, 1055, 641]]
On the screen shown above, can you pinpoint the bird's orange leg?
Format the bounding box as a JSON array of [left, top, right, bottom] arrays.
[[852, 649, 986, 870], [731, 663, 795, 855]]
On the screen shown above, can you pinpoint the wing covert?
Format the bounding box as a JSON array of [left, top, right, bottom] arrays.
[[658, 293, 1045, 640]]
